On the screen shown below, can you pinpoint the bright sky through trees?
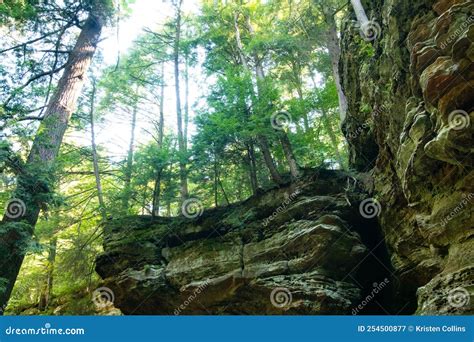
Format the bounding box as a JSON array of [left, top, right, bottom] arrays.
[[1, 0, 348, 313], [95, 0, 201, 160]]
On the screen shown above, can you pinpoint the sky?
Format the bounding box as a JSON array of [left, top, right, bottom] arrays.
[[81, 0, 203, 160]]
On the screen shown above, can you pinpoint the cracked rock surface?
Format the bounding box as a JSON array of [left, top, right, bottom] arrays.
[[340, 0, 473, 314], [96, 170, 391, 315]]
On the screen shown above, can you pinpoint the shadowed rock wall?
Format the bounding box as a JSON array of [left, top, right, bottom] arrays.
[[340, 0, 473, 314]]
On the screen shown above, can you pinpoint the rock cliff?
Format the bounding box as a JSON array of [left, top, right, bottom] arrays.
[[96, 0, 473, 315], [96, 170, 393, 315], [340, 0, 473, 314]]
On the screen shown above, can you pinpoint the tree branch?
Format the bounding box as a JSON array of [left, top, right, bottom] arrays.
[[0, 25, 73, 54]]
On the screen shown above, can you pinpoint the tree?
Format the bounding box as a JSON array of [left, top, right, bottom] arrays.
[[152, 62, 166, 216], [172, 0, 189, 202], [233, 10, 285, 184], [0, 1, 113, 310], [1, 0, 352, 313], [312, 0, 349, 122], [88, 79, 107, 221]]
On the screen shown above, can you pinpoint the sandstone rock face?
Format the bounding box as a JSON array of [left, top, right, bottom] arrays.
[[96, 170, 393, 315], [340, 0, 473, 314]]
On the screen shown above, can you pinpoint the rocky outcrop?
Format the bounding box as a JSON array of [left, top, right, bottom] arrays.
[[340, 0, 473, 314], [96, 170, 393, 315]]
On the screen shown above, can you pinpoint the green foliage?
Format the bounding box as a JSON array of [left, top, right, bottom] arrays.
[[0, 0, 37, 24], [358, 39, 376, 58], [3, 0, 350, 314]]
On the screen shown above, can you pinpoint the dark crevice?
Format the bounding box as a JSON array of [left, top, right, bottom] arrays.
[[349, 215, 397, 315]]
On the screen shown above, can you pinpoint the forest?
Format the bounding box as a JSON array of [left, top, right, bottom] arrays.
[[1, 0, 473, 316]]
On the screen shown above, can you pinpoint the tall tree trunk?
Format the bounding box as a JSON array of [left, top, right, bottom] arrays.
[[0, 14, 103, 310], [184, 53, 190, 149], [152, 62, 166, 217], [235, 14, 284, 185], [159, 62, 165, 147], [141, 186, 148, 215], [174, 0, 188, 202], [309, 71, 346, 169], [257, 135, 284, 184], [294, 76, 309, 131], [233, 13, 249, 69], [213, 157, 218, 207], [325, 14, 348, 122], [350, 0, 370, 27], [38, 237, 57, 311], [278, 132, 300, 179], [152, 169, 162, 217], [122, 97, 138, 211], [246, 142, 258, 195], [278, 54, 303, 177], [218, 177, 230, 205], [89, 80, 107, 221], [322, 109, 346, 169], [254, 57, 292, 183]]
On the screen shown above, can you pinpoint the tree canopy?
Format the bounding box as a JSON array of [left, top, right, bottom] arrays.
[[1, 0, 350, 314]]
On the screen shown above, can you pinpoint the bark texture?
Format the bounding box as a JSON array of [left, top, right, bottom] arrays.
[[0, 14, 103, 310]]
